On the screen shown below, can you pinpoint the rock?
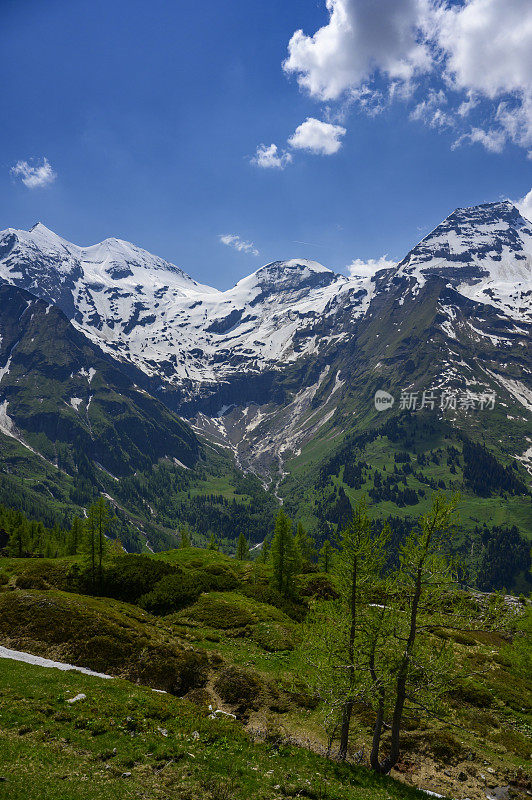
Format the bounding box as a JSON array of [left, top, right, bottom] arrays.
[[192, 731, 200, 740], [486, 787, 511, 800], [66, 693, 86, 704], [121, 772, 132, 778]]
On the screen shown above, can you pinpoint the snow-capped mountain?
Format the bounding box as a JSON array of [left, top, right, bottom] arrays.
[[0, 224, 374, 389], [0, 202, 530, 477], [389, 201, 532, 321]]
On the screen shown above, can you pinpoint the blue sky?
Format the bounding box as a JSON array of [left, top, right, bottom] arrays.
[[1, 0, 531, 288]]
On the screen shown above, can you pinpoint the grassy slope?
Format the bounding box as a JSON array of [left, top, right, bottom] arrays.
[[0, 658, 427, 800], [0, 550, 530, 800], [281, 423, 532, 540], [0, 430, 278, 553]]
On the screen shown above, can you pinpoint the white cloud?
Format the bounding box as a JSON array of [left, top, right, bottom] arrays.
[[288, 117, 346, 155], [517, 188, 532, 222], [347, 255, 396, 278], [280, 0, 532, 155], [219, 234, 259, 256], [452, 127, 506, 153], [252, 143, 293, 169], [410, 89, 454, 128], [457, 93, 479, 118], [283, 0, 432, 102], [438, 0, 532, 150], [10, 157, 56, 189], [438, 0, 532, 100]]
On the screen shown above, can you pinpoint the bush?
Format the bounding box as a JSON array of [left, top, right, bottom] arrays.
[[15, 574, 48, 590], [131, 646, 209, 695], [90, 555, 176, 603], [299, 574, 339, 601], [177, 593, 257, 629], [252, 622, 294, 651], [214, 666, 263, 712], [189, 563, 239, 593], [450, 680, 493, 707], [0, 571, 8, 586], [14, 560, 74, 591], [429, 730, 465, 762], [139, 573, 201, 614], [242, 583, 306, 622], [0, 590, 208, 695]]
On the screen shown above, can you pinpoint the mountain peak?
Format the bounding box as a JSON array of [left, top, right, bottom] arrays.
[[391, 200, 532, 320], [231, 259, 336, 299], [254, 259, 331, 276], [28, 221, 63, 237]]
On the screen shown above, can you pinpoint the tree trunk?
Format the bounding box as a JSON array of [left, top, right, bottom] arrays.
[[370, 693, 385, 771], [339, 554, 358, 760], [338, 700, 354, 760], [381, 564, 423, 773]]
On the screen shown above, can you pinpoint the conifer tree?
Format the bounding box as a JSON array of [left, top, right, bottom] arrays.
[[319, 539, 333, 573], [68, 516, 83, 555], [236, 531, 249, 561], [208, 531, 218, 551], [294, 521, 316, 566], [258, 537, 270, 564], [7, 522, 27, 558], [83, 497, 111, 587], [179, 526, 191, 548], [83, 510, 97, 588], [270, 509, 298, 597], [301, 494, 509, 771]]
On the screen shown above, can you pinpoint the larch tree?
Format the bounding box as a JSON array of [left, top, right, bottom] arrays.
[[68, 516, 84, 555], [270, 509, 298, 597], [295, 521, 316, 567], [179, 526, 191, 548], [319, 539, 333, 573], [84, 497, 112, 588], [302, 494, 505, 771], [236, 531, 250, 561]]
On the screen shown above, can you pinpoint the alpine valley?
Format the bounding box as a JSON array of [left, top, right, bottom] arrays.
[[0, 201, 531, 586]]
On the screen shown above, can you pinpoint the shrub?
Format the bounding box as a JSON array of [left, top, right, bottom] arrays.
[[242, 583, 306, 622], [178, 593, 256, 629], [138, 573, 201, 614], [451, 632, 477, 646], [299, 574, 339, 601], [493, 729, 531, 758], [450, 680, 493, 707], [15, 574, 48, 590], [214, 666, 262, 712], [131, 646, 209, 695], [429, 730, 465, 762], [91, 555, 176, 602], [189, 563, 239, 593], [0, 590, 208, 695], [252, 621, 294, 652], [0, 571, 8, 586]]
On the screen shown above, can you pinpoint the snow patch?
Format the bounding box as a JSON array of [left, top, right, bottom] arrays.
[[0, 645, 113, 679]]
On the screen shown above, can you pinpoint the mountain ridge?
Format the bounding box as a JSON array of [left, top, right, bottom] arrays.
[[0, 201, 530, 483]]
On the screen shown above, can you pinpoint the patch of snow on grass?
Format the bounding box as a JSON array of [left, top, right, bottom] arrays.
[[0, 645, 113, 679]]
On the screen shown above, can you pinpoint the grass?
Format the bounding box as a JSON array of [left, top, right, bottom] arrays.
[[171, 590, 288, 630], [0, 658, 427, 800], [0, 589, 209, 694], [0, 550, 531, 800], [282, 429, 532, 539]]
